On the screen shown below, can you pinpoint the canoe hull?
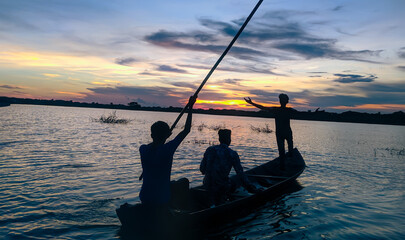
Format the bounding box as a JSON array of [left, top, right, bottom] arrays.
[[116, 148, 305, 233]]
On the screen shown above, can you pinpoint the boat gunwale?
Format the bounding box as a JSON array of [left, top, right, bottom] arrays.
[[186, 165, 305, 216]]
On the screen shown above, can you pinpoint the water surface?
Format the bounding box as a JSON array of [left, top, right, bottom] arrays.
[[1, 105, 404, 239]]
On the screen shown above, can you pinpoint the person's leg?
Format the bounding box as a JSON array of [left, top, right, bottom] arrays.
[[276, 133, 285, 157], [207, 185, 227, 207], [207, 187, 216, 207], [287, 131, 293, 155], [276, 133, 286, 170], [170, 178, 190, 209], [215, 184, 230, 206]]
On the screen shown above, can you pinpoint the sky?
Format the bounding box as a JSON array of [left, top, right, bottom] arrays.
[[0, 0, 404, 113]]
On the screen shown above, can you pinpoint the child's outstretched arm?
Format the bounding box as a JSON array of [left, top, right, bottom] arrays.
[[244, 97, 271, 111]]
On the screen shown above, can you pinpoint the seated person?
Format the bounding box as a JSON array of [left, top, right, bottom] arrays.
[[200, 129, 256, 207]]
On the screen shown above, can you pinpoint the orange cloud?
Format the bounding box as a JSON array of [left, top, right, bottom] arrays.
[[331, 104, 405, 111], [91, 82, 108, 85], [293, 98, 309, 105], [56, 91, 87, 98], [43, 73, 61, 78]]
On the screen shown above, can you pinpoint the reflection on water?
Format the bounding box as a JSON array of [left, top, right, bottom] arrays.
[[1, 105, 404, 239]]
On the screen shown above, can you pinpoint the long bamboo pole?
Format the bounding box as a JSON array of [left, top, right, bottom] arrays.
[[170, 0, 264, 131]]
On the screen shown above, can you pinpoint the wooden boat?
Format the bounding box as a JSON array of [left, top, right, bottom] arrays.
[[116, 148, 305, 235]]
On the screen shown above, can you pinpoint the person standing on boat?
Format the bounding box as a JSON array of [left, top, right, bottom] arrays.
[[200, 129, 256, 207], [244, 94, 295, 170], [139, 96, 196, 208]]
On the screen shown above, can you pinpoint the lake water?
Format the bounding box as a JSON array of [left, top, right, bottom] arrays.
[[1, 105, 404, 240]]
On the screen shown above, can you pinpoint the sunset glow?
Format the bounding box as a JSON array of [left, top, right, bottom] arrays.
[[196, 99, 250, 108]]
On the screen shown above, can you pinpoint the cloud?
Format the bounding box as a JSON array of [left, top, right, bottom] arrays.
[[0, 84, 22, 89], [115, 57, 138, 66], [273, 42, 333, 59], [333, 73, 377, 83], [84, 85, 194, 107], [0, 1, 141, 58], [139, 70, 160, 76], [177, 63, 281, 75], [330, 104, 405, 112], [0, 0, 114, 31], [145, 30, 266, 61], [220, 78, 244, 85], [145, 29, 217, 44], [169, 81, 198, 89], [43, 73, 61, 78], [247, 89, 281, 101], [0, 84, 27, 97], [398, 47, 405, 59], [145, 31, 221, 53], [273, 42, 382, 62], [307, 71, 327, 77], [56, 91, 86, 98], [199, 18, 239, 37], [156, 65, 188, 73], [176, 64, 209, 71], [244, 81, 405, 112], [323, 82, 405, 106], [0, 9, 39, 31], [144, 11, 382, 64], [359, 82, 405, 95], [70, 79, 405, 113]]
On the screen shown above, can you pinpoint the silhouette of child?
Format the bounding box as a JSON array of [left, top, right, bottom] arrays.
[[244, 94, 295, 170]]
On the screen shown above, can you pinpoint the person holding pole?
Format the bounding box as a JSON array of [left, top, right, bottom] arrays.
[[244, 94, 295, 170], [139, 96, 196, 208]]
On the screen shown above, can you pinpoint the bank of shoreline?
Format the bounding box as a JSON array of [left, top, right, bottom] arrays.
[[1, 96, 404, 126]]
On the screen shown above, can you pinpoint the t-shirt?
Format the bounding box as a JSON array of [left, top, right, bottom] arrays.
[[200, 144, 248, 191], [271, 107, 294, 137], [139, 135, 182, 205]]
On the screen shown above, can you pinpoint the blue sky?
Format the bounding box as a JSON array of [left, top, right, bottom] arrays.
[[0, 0, 404, 112]]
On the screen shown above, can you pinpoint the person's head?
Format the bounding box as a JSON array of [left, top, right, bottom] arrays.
[[218, 129, 232, 146], [279, 93, 289, 107], [151, 121, 171, 143]]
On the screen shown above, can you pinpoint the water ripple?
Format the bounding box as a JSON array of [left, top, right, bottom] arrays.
[[1, 105, 404, 239]]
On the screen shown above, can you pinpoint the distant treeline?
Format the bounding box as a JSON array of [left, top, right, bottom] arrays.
[[1, 96, 404, 126]]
